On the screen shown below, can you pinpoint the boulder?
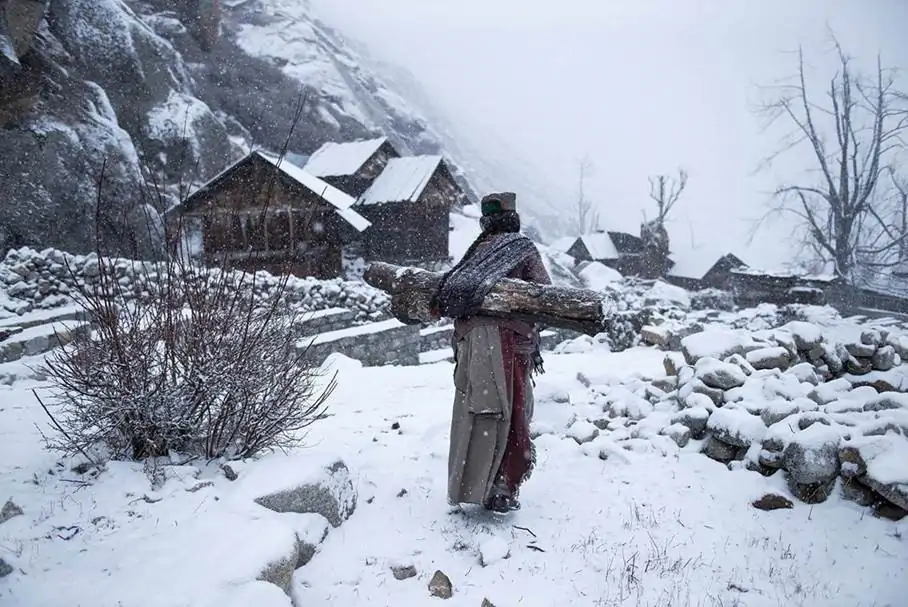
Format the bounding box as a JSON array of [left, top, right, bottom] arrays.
[[724, 353, 756, 376], [785, 321, 823, 351], [695, 357, 747, 390], [839, 434, 908, 510], [678, 379, 724, 407], [251, 459, 356, 527], [0, 557, 12, 578], [845, 342, 876, 359], [706, 408, 766, 448], [681, 329, 756, 365], [671, 406, 711, 440], [760, 400, 800, 426], [782, 424, 841, 487], [872, 345, 897, 372], [641, 325, 670, 347], [746, 346, 791, 371], [702, 435, 739, 463], [660, 423, 691, 448], [787, 362, 820, 386], [428, 570, 453, 599]]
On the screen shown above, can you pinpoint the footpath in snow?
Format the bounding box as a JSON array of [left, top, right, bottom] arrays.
[[1, 343, 906, 607]]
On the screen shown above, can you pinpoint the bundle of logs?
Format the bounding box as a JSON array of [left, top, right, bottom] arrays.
[[362, 262, 613, 336]]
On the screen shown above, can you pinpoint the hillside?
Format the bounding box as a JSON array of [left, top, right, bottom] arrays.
[[0, 0, 495, 256]]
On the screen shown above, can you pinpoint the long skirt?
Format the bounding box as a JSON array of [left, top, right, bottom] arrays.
[[447, 324, 536, 506]]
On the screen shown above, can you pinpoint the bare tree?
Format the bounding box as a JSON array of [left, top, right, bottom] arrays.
[[572, 154, 600, 234], [646, 168, 688, 228], [756, 37, 908, 279]]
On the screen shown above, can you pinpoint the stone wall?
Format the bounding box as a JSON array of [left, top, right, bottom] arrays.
[[293, 308, 356, 338], [300, 319, 422, 367]]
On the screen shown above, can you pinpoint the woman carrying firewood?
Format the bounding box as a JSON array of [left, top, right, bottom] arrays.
[[431, 192, 551, 513]]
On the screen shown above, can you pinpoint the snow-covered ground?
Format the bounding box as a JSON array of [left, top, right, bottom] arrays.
[[2, 340, 906, 606]]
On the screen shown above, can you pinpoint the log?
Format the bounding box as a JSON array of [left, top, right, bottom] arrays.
[[363, 261, 613, 336]]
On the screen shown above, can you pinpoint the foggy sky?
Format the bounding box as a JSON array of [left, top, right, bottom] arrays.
[[309, 0, 908, 270]]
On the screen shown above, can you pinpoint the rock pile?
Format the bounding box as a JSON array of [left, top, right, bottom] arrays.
[[0, 247, 390, 323], [664, 321, 908, 516]]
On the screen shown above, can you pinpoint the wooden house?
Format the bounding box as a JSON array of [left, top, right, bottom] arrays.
[[353, 155, 463, 266], [175, 151, 370, 279], [304, 136, 401, 198], [563, 230, 659, 276], [666, 251, 748, 291]]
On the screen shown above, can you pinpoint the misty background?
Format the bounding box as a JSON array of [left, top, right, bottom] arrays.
[[308, 0, 908, 272]]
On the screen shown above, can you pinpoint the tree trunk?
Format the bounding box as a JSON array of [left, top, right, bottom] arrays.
[[363, 261, 610, 336]]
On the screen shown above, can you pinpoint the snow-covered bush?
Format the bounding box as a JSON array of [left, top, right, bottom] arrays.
[[39, 250, 335, 463]]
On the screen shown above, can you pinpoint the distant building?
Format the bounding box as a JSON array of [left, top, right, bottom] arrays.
[[666, 251, 748, 291], [563, 230, 659, 277], [175, 151, 370, 279]]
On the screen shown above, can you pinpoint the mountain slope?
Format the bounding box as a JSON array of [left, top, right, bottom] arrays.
[[0, 0, 482, 254]]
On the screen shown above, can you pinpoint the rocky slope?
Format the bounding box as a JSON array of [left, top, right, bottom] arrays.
[[0, 0, 483, 256]]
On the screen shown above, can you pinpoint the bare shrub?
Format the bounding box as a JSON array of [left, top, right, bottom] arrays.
[[38, 94, 336, 462]]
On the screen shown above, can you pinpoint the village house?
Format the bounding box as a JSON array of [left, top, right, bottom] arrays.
[[173, 136, 465, 278], [304, 136, 401, 198], [305, 138, 464, 268], [561, 230, 659, 277], [353, 155, 463, 266], [666, 251, 748, 291], [175, 150, 370, 279]]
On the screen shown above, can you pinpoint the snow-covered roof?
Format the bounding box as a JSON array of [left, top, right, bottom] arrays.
[[578, 233, 619, 260], [358, 155, 442, 206], [257, 152, 371, 232], [551, 236, 577, 254], [668, 249, 729, 280], [304, 137, 387, 178]]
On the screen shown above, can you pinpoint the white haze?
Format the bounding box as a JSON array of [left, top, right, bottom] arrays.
[[309, 0, 908, 271]]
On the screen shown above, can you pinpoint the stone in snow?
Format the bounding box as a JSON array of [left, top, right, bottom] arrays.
[[0, 557, 12, 579], [252, 459, 356, 527], [679, 379, 724, 407], [566, 420, 600, 445], [671, 406, 711, 439], [839, 433, 908, 510], [752, 493, 794, 511], [660, 423, 691, 448], [807, 378, 853, 406], [391, 564, 417, 580], [784, 321, 823, 351], [695, 357, 747, 390], [703, 435, 739, 462], [707, 407, 766, 448], [871, 345, 897, 371], [641, 324, 670, 347], [428, 570, 453, 599], [845, 341, 876, 359], [787, 362, 820, 386], [746, 346, 791, 371], [782, 423, 842, 487], [760, 400, 800, 426], [0, 499, 23, 525], [681, 329, 755, 365], [723, 353, 755, 376]]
